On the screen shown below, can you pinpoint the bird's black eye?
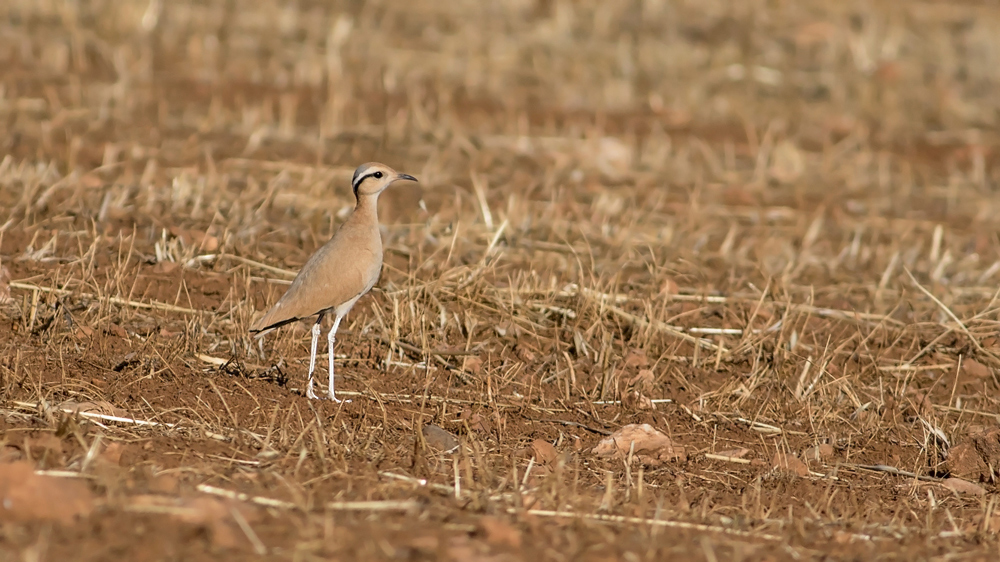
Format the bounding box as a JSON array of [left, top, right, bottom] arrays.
[[373, 171, 383, 179]]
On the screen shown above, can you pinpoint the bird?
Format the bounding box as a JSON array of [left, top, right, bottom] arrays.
[[250, 162, 418, 401]]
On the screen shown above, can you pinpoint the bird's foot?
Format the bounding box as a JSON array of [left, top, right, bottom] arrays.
[[328, 393, 351, 403], [306, 385, 319, 400]]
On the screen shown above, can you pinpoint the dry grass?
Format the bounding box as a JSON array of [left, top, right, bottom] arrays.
[[3, 0, 1000, 559]]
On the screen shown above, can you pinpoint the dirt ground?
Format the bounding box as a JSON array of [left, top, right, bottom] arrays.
[[3, 0, 1000, 560]]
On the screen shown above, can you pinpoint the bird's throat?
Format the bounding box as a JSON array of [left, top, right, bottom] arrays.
[[353, 194, 380, 221]]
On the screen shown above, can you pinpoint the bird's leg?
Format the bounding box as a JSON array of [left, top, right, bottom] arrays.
[[327, 314, 349, 402], [306, 315, 323, 400]]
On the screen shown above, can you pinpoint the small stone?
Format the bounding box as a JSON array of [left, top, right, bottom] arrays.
[[962, 358, 990, 379], [940, 478, 987, 496], [771, 452, 809, 477], [478, 516, 522, 549], [422, 425, 459, 453], [803, 444, 834, 462], [530, 439, 557, 464]]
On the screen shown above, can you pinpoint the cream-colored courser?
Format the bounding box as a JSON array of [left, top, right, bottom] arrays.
[[250, 162, 417, 401]]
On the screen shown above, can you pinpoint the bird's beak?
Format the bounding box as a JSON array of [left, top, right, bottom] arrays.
[[396, 173, 418, 183]]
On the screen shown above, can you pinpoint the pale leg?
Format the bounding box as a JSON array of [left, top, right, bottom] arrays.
[[306, 316, 324, 400], [327, 314, 347, 402]]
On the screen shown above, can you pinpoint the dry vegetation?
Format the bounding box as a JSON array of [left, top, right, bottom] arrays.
[[3, 0, 1000, 559]]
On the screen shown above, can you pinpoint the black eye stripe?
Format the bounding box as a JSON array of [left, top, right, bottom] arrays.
[[352, 173, 370, 190], [353, 171, 386, 188], [352, 170, 388, 197]]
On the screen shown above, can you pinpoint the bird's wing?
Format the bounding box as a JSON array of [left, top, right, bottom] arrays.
[[250, 227, 381, 332]]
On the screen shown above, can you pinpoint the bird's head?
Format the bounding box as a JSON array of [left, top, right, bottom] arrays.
[[351, 162, 418, 199]]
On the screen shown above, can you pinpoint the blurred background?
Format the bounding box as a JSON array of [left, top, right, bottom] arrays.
[[3, 0, 1000, 286]]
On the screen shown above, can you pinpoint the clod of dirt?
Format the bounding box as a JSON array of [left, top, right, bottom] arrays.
[[961, 358, 990, 379], [771, 452, 809, 477], [478, 516, 522, 549], [446, 535, 509, 562], [168, 226, 219, 252], [947, 443, 983, 480], [623, 348, 649, 368], [0, 461, 94, 524], [514, 343, 537, 363], [803, 444, 835, 462], [407, 535, 440, 554], [159, 327, 182, 337], [422, 425, 459, 453], [153, 261, 181, 274], [769, 140, 805, 184], [946, 428, 1000, 482], [126, 495, 259, 550], [112, 352, 140, 371], [26, 432, 63, 455], [902, 389, 933, 418], [525, 439, 557, 464], [458, 409, 493, 434], [940, 478, 987, 496], [255, 449, 280, 461], [713, 448, 750, 459], [622, 369, 656, 411], [461, 355, 484, 375], [592, 137, 633, 178], [0, 446, 22, 463], [592, 424, 685, 465], [149, 473, 179, 494], [493, 321, 511, 338], [658, 277, 680, 296], [100, 442, 126, 466]]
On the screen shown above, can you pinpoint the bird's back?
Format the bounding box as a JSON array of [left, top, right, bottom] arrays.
[[250, 208, 383, 333]]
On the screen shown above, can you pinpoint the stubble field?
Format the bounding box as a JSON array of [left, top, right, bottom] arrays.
[[3, 0, 1000, 560]]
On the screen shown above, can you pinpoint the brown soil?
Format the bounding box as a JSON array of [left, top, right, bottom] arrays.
[[3, 0, 1000, 560]]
